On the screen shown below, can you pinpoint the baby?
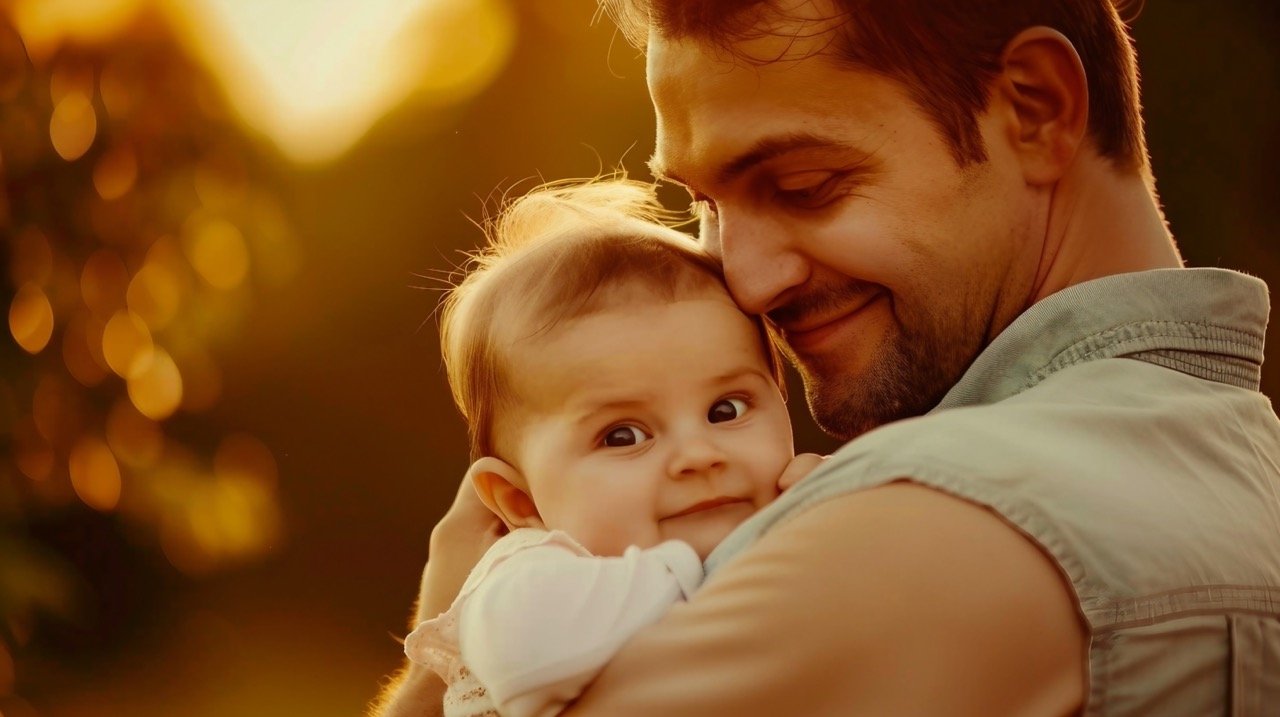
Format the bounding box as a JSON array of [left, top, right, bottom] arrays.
[[405, 178, 814, 716]]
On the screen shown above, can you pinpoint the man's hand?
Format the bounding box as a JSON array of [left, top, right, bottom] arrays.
[[777, 453, 827, 492], [369, 474, 505, 717], [416, 473, 507, 624]]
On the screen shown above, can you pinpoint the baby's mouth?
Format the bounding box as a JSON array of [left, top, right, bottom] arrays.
[[665, 497, 749, 520]]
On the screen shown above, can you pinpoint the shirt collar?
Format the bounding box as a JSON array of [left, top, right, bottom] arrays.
[[933, 268, 1270, 411]]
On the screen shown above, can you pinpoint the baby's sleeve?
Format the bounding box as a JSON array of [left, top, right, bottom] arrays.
[[458, 539, 703, 717]]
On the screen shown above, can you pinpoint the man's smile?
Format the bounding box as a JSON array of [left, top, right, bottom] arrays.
[[777, 290, 887, 353]]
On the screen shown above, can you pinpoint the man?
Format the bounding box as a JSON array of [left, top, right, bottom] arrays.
[[374, 1, 1280, 714]]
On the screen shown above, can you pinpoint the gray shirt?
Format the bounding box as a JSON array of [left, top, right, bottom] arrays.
[[709, 268, 1280, 716]]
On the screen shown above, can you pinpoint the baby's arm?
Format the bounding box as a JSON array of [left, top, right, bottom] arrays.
[[459, 539, 702, 717]]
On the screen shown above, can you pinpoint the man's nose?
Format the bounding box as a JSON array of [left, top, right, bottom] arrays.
[[667, 431, 728, 479], [703, 208, 808, 316]]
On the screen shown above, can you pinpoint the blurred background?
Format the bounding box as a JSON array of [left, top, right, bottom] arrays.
[[0, 0, 1276, 715]]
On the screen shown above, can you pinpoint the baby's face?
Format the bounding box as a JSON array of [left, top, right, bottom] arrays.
[[507, 289, 794, 559]]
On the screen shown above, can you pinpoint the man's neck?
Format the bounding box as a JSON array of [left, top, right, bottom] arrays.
[[1028, 160, 1184, 305]]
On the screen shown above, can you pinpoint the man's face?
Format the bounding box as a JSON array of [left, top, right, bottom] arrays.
[[646, 28, 1042, 440]]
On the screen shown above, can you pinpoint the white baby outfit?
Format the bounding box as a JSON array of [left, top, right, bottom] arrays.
[[404, 528, 704, 717]]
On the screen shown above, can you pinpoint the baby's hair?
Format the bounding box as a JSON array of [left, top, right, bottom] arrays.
[[440, 176, 783, 461]]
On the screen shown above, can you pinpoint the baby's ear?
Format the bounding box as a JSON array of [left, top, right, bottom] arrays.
[[467, 457, 545, 531]]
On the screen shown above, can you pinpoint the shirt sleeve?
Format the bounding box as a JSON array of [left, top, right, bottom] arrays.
[[560, 485, 1085, 716], [457, 539, 703, 717]]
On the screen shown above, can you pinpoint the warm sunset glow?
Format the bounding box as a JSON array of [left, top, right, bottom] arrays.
[[170, 0, 515, 163], [9, 283, 55, 354], [10, 0, 144, 61], [69, 435, 123, 511]]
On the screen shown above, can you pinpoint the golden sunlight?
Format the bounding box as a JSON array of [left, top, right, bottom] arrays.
[[170, 0, 516, 163]]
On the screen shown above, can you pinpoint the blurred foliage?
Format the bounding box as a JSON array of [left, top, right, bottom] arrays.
[[0, 8, 287, 708]]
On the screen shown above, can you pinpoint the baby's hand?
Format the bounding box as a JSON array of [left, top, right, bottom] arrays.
[[777, 453, 828, 492]]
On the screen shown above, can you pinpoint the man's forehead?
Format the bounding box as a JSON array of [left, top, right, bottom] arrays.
[[646, 35, 890, 189]]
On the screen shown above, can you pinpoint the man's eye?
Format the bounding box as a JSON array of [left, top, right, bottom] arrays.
[[601, 425, 651, 447], [708, 397, 749, 424], [776, 173, 841, 208]]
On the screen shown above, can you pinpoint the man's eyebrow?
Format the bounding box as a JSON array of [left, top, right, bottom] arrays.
[[650, 132, 853, 189]]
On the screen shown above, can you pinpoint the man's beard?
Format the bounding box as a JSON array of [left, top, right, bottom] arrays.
[[778, 300, 978, 441]]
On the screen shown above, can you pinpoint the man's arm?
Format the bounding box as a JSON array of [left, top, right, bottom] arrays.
[[563, 482, 1087, 716], [368, 477, 505, 717]]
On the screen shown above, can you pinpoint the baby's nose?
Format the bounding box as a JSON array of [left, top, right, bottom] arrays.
[[668, 434, 727, 478]]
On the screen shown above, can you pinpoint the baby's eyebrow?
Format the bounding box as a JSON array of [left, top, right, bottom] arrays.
[[710, 367, 772, 385], [571, 398, 649, 426]]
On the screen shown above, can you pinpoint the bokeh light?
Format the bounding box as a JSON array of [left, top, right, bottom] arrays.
[[126, 347, 183, 420], [69, 435, 123, 511], [102, 309, 155, 378], [184, 217, 250, 290], [9, 283, 55, 354], [93, 144, 139, 199], [49, 89, 96, 161]]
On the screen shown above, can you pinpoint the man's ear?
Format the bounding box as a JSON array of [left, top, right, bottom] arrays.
[[468, 456, 545, 531], [995, 27, 1090, 185]]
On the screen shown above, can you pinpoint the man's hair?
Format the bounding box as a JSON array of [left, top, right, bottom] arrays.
[[441, 178, 784, 461], [601, 0, 1147, 172]]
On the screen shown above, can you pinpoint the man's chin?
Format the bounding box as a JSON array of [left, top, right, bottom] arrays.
[[802, 354, 951, 441]]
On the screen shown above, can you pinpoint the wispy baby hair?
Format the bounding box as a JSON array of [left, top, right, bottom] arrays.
[[440, 176, 778, 462]]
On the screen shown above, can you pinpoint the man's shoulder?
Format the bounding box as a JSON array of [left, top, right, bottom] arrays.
[[704, 482, 1087, 715]]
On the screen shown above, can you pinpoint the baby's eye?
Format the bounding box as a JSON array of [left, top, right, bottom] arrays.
[[602, 425, 651, 448], [708, 397, 749, 424]]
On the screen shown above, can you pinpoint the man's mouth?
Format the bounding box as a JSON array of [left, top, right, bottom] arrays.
[[777, 291, 886, 352]]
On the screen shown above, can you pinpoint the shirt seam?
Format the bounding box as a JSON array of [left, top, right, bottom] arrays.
[[1025, 320, 1263, 392]]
